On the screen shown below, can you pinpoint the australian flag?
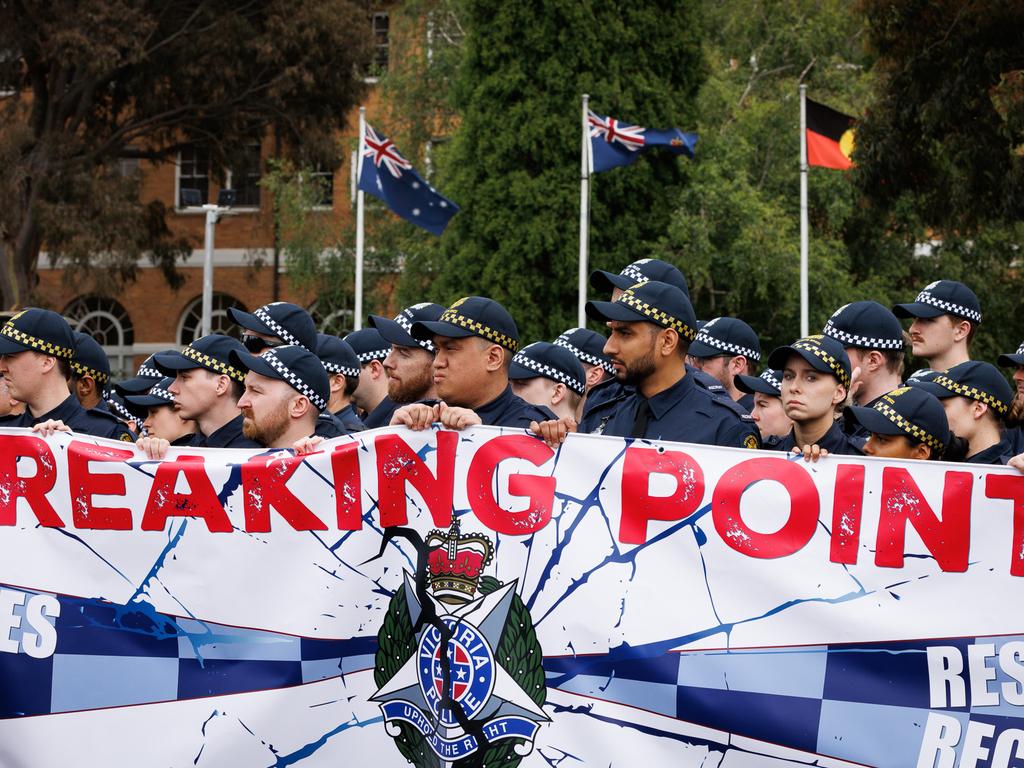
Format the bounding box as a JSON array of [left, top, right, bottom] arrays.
[[587, 110, 698, 173], [358, 124, 459, 235]]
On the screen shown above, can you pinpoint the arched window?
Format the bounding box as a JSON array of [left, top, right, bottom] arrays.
[[177, 293, 247, 345], [63, 296, 135, 378], [309, 302, 354, 337]]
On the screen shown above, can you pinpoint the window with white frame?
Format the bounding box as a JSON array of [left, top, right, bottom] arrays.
[[178, 294, 247, 345], [370, 12, 389, 76], [63, 296, 135, 378], [178, 145, 210, 207], [228, 144, 262, 208]]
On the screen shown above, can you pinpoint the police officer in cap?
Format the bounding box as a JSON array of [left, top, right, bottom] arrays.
[[114, 353, 166, 397], [344, 327, 393, 427], [315, 333, 365, 436], [392, 296, 555, 430], [845, 386, 951, 461], [997, 341, 1024, 455], [123, 377, 198, 446], [369, 302, 445, 418], [765, 335, 864, 459], [229, 301, 318, 354], [534, 281, 758, 448], [735, 368, 792, 442], [914, 360, 1016, 464], [69, 331, 111, 411], [509, 342, 587, 421], [893, 280, 981, 371], [150, 334, 261, 449], [231, 345, 330, 448], [0, 308, 133, 441], [553, 327, 616, 396], [687, 317, 762, 410]]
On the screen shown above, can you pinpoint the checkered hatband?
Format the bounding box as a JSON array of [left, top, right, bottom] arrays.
[[260, 351, 328, 412], [617, 287, 697, 341], [438, 309, 519, 352], [913, 289, 982, 323], [512, 351, 586, 395], [933, 374, 1008, 415], [180, 346, 246, 383], [254, 307, 304, 348]]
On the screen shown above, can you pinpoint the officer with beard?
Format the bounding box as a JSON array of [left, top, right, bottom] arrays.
[[369, 302, 445, 407]]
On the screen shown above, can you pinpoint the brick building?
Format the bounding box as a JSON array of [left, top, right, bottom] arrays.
[[34, 7, 397, 377]]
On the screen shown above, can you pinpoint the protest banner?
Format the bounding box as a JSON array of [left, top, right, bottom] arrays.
[[0, 425, 1022, 768]]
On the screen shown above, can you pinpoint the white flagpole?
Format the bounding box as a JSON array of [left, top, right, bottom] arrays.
[[355, 107, 366, 331], [578, 94, 590, 327], [799, 84, 809, 338]]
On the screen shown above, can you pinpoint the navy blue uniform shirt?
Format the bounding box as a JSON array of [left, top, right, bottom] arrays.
[[332, 404, 365, 433], [965, 433, 1016, 465], [363, 396, 399, 429], [0, 394, 134, 442], [474, 386, 556, 429], [582, 365, 727, 419], [579, 372, 759, 448], [772, 420, 865, 456], [191, 414, 262, 449]]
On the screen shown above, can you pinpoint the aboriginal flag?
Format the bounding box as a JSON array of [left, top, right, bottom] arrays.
[[806, 99, 856, 170]]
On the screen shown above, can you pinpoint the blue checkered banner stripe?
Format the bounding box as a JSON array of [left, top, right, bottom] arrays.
[[0, 427, 1022, 766]]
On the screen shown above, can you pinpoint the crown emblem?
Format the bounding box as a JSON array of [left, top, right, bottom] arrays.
[[425, 518, 494, 605]]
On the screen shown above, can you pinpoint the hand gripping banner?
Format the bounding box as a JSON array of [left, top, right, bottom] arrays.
[[0, 425, 1023, 767]]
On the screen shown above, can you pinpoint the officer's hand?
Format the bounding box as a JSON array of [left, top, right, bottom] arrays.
[[437, 403, 481, 431], [530, 417, 577, 449], [1010, 452, 1024, 473], [792, 444, 829, 463], [390, 403, 439, 431], [31, 420, 71, 437], [136, 436, 171, 460], [293, 435, 325, 456]]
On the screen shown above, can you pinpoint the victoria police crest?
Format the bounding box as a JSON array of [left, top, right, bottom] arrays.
[[371, 519, 548, 767]]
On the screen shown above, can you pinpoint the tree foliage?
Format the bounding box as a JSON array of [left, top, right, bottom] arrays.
[[0, 0, 371, 309]]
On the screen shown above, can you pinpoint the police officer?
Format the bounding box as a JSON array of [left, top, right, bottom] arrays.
[[893, 280, 981, 371], [821, 300, 907, 438], [735, 368, 792, 442], [152, 334, 261, 448], [997, 341, 1024, 455], [69, 331, 111, 411], [230, 345, 330, 449], [0, 308, 134, 441], [535, 281, 758, 448], [845, 386, 951, 461], [914, 360, 1016, 464], [393, 296, 555, 430], [553, 327, 615, 395], [316, 333, 365, 435], [590, 257, 690, 300], [509, 342, 587, 421], [229, 301, 318, 354], [369, 302, 445, 415], [687, 317, 761, 410], [765, 335, 864, 458], [344, 327, 393, 427], [113, 353, 166, 397], [123, 377, 198, 446]]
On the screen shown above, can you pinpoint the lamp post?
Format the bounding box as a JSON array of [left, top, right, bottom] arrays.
[[182, 188, 234, 338]]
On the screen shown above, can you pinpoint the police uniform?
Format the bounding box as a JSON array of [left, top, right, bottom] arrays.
[[409, 296, 557, 428], [893, 280, 982, 327], [0, 309, 134, 441], [579, 282, 759, 448], [123, 377, 197, 446], [914, 360, 1016, 465], [509, 342, 587, 397], [363, 396, 399, 429], [688, 316, 762, 413], [735, 368, 786, 448], [844, 386, 951, 458], [765, 335, 864, 456], [997, 343, 1024, 456], [315, 333, 365, 437], [343, 327, 391, 420], [113, 353, 166, 397], [153, 334, 262, 449], [590, 257, 691, 299]]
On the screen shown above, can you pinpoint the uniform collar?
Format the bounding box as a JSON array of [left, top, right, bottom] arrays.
[[31, 394, 85, 425], [475, 385, 517, 423], [967, 434, 1013, 464], [645, 372, 695, 420], [204, 414, 247, 448]]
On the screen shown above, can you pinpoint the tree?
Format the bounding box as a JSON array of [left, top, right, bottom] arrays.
[[0, 0, 371, 309], [417, 0, 705, 341]]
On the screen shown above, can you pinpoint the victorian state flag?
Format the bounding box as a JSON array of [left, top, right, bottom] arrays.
[[806, 98, 856, 170], [588, 110, 698, 173], [358, 124, 459, 235]]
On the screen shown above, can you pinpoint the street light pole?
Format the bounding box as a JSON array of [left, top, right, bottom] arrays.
[[201, 204, 221, 338]]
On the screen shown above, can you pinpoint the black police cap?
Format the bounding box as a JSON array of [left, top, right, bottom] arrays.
[[344, 328, 391, 364], [823, 301, 904, 350], [688, 317, 761, 362], [230, 344, 330, 413], [586, 281, 698, 342], [411, 296, 520, 352], [317, 333, 361, 378], [0, 308, 76, 360], [229, 302, 318, 352], [509, 342, 587, 395], [913, 360, 1013, 418], [736, 369, 783, 397], [767, 335, 852, 389], [998, 342, 1024, 368], [71, 331, 111, 386], [154, 334, 247, 382], [369, 302, 445, 352], [590, 258, 690, 298], [553, 327, 614, 374], [114, 352, 167, 396], [845, 386, 950, 452], [892, 280, 982, 324], [123, 377, 176, 419]]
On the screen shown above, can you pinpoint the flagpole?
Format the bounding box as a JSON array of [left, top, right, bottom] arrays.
[[355, 107, 366, 331], [799, 84, 809, 338], [578, 94, 590, 327]]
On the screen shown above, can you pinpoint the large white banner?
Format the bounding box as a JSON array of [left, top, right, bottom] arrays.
[[0, 424, 1022, 768]]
